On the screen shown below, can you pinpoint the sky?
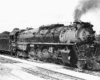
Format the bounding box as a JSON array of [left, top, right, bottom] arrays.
[[0, 0, 100, 34]]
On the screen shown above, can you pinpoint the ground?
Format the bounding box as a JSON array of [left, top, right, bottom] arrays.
[[0, 55, 100, 80]]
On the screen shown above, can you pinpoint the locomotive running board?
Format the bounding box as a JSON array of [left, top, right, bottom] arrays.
[[17, 42, 75, 45]]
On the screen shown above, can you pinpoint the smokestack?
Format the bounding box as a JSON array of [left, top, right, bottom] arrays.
[[74, 0, 100, 22]]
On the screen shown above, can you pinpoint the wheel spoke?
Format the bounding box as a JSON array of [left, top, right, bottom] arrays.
[[87, 61, 93, 70], [29, 50, 36, 59], [36, 49, 42, 60], [42, 49, 50, 59], [87, 60, 100, 70]]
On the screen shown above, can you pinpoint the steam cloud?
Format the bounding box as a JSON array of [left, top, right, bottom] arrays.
[[74, 0, 100, 21]]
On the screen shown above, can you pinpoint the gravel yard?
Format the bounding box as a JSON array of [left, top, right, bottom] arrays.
[[0, 55, 100, 80], [0, 55, 84, 80]]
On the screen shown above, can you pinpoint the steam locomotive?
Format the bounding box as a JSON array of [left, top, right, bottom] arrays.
[[0, 21, 100, 70]]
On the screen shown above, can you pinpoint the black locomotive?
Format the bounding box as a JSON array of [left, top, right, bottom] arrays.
[[0, 21, 100, 70]]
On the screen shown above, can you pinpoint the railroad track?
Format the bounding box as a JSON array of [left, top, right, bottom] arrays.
[[18, 56, 100, 77], [27, 59, 100, 77], [22, 67, 83, 80], [0, 55, 84, 80], [0, 54, 100, 80]]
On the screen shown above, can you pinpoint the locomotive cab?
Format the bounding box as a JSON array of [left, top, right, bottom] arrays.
[[10, 28, 20, 42], [10, 33, 16, 42], [9, 28, 20, 55]]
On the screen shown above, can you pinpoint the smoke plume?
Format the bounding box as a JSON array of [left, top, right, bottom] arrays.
[[74, 0, 100, 21]]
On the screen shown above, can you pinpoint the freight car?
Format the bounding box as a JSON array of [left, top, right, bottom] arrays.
[[0, 31, 10, 53], [0, 21, 100, 70]]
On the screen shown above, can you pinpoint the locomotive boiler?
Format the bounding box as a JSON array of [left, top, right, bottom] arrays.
[[18, 21, 95, 44], [0, 21, 100, 70]]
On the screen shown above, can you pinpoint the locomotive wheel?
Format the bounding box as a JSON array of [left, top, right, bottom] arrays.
[[52, 51, 62, 64], [77, 60, 85, 69], [16, 51, 27, 58], [53, 51, 58, 59], [29, 50, 37, 59], [16, 51, 21, 58], [42, 49, 52, 62], [36, 49, 42, 60], [11, 47, 16, 56], [42, 49, 51, 59], [86, 61, 93, 70], [86, 60, 100, 70]]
